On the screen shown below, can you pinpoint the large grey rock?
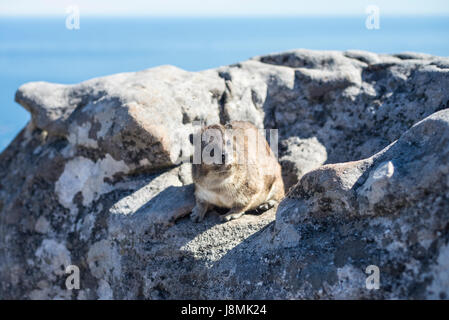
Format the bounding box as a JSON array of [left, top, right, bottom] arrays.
[[273, 109, 449, 299], [1, 49, 449, 299], [15, 66, 226, 172], [279, 136, 327, 191]]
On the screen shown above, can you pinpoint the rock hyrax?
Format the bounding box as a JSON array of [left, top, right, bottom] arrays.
[[191, 121, 284, 222]]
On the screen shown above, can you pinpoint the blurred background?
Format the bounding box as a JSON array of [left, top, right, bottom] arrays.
[[1, 0, 448, 151]]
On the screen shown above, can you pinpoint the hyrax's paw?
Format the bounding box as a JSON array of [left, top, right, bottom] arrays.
[[257, 200, 277, 212], [220, 211, 244, 222], [190, 206, 204, 223]]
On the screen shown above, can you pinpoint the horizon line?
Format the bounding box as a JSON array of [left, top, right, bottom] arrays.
[[1, 13, 449, 18]]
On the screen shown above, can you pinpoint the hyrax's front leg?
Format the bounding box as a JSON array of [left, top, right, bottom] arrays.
[[190, 199, 209, 223], [256, 199, 278, 212], [220, 205, 250, 222]]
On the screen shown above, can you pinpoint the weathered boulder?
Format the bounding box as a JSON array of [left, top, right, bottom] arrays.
[[15, 66, 226, 172], [279, 136, 327, 190], [272, 109, 449, 299], [0, 49, 449, 299]]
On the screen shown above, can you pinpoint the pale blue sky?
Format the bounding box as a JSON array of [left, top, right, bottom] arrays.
[[0, 0, 448, 16]]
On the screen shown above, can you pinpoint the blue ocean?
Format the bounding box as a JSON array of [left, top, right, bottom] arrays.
[[1, 16, 449, 151]]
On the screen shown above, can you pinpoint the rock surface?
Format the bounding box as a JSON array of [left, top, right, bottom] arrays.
[[1, 49, 449, 299]]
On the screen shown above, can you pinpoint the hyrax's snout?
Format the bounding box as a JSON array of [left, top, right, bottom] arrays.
[[191, 121, 285, 223]]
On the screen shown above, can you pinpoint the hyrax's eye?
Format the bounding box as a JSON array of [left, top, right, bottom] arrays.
[[210, 149, 214, 157]]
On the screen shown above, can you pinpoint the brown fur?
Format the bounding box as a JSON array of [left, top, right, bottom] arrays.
[[191, 121, 284, 222]]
